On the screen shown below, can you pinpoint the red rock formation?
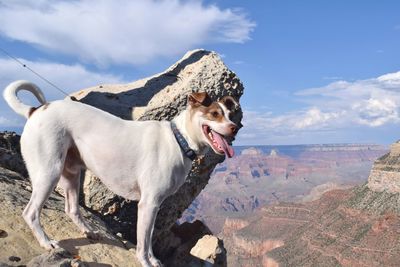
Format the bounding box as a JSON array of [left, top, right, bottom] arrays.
[[181, 144, 387, 233], [221, 186, 400, 266]]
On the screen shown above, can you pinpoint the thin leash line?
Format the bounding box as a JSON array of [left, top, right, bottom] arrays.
[[0, 46, 70, 98]]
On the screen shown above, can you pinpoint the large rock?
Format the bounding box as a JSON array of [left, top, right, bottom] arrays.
[[368, 141, 400, 193], [155, 219, 227, 267], [0, 131, 27, 177], [190, 235, 227, 266], [70, 49, 243, 257], [72, 49, 243, 122]]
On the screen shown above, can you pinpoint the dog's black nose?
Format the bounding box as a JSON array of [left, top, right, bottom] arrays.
[[230, 124, 238, 136]]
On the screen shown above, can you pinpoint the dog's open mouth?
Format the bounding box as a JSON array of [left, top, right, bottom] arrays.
[[202, 125, 234, 158]]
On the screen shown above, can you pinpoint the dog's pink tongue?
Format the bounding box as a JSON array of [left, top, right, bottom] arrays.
[[212, 130, 235, 158]]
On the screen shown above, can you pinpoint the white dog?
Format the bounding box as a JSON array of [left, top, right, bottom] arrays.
[[3, 80, 239, 267]]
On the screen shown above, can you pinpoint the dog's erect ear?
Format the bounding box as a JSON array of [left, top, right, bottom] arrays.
[[188, 92, 212, 107], [219, 96, 239, 112]]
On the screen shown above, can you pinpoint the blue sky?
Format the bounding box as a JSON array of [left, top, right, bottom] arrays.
[[0, 0, 399, 145]]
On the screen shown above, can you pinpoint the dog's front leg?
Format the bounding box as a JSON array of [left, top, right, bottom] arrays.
[[136, 199, 163, 267]]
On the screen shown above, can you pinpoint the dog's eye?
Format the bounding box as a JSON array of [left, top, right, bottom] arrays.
[[211, 111, 219, 118]]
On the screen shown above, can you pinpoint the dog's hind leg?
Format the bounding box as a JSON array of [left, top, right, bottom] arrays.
[[58, 166, 99, 239], [21, 131, 69, 250], [22, 167, 63, 250]]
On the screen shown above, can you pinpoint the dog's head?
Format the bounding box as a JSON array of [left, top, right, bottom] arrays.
[[186, 92, 240, 158]]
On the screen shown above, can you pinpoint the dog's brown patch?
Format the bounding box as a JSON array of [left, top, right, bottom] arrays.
[[28, 107, 38, 118], [42, 103, 50, 110], [188, 92, 236, 123], [189, 100, 225, 123], [188, 92, 213, 107], [28, 103, 50, 118], [204, 102, 225, 122]]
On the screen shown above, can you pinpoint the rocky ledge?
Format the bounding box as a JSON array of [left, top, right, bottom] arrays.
[[368, 141, 400, 193]]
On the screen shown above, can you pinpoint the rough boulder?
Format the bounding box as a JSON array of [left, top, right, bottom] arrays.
[[71, 49, 243, 257]]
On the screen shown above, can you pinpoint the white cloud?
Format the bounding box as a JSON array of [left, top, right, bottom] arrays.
[[0, 57, 127, 127], [0, 115, 20, 126], [0, 0, 255, 66], [293, 108, 341, 129], [0, 58, 126, 96], [353, 98, 399, 127], [237, 108, 343, 144], [377, 72, 400, 86], [296, 72, 400, 120], [238, 71, 400, 145]]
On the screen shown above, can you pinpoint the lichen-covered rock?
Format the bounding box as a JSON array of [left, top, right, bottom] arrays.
[[70, 49, 244, 256], [0, 131, 27, 177], [368, 141, 400, 193]]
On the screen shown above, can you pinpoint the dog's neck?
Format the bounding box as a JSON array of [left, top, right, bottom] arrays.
[[172, 110, 205, 155]]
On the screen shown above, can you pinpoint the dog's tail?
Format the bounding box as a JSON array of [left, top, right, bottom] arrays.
[[3, 80, 47, 119]]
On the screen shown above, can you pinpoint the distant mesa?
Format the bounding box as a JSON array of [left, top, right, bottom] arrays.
[[306, 143, 385, 152], [237, 144, 386, 158], [269, 149, 278, 157], [240, 147, 263, 155]]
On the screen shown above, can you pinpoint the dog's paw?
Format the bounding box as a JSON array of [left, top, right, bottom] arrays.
[[149, 257, 163, 267], [84, 230, 101, 240]]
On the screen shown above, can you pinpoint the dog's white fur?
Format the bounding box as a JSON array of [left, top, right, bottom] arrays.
[[3, 80, 238, 267]]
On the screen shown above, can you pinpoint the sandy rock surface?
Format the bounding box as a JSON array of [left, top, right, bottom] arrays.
[[0, 167, 141, 267]]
